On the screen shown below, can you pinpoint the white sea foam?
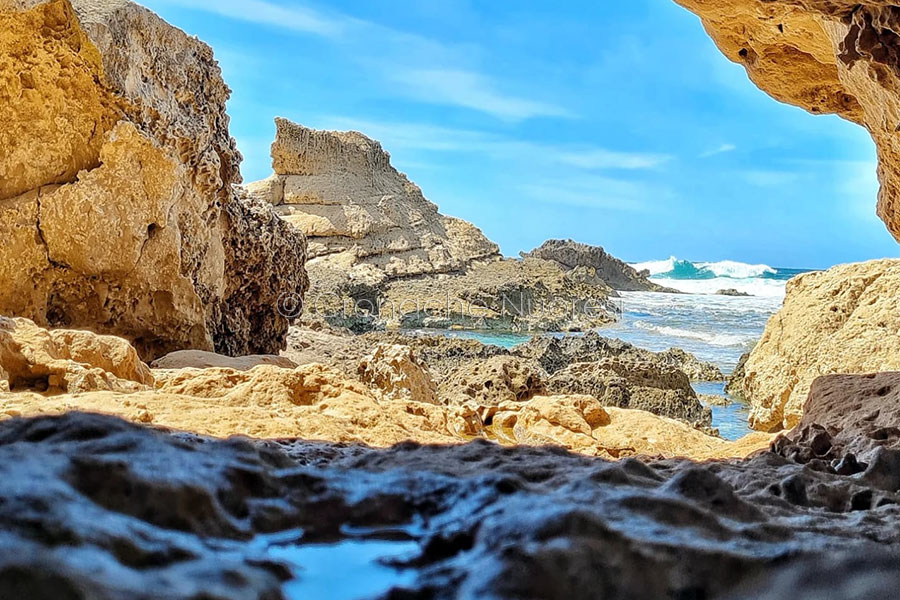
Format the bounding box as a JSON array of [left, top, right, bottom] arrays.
[[632, 321, 757, 347], [649, 276, 786, 298], [695, 260, 776, 278], [632, 256, 677, 276]]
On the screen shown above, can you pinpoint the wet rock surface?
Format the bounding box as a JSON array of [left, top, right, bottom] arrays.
[[2, 412, 899, 600]]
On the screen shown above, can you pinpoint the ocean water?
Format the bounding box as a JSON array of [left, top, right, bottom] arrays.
[[450, 258, 810, 440]]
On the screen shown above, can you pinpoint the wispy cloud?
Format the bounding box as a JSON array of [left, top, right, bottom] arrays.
[[741, 170, 801, 187], [156, 0, 346, 36], [556, 149, 671, 170], [700, 143, 737, 158], [519, 177, 659, 212], [319, 116, 668, 171], [156, 0, 569, 122], [388, 68, 573, 121]]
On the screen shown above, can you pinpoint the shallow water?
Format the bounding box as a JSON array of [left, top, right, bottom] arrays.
[[268, 538, 419, 600], [693, 381, 752, 441]]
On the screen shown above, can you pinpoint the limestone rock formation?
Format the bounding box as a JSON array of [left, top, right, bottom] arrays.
[[0, 0, 307, 360], [517, 331, 722, 382], [0, 316, 152, 394], [0, 412, 893, 600], [673, 0, 900, 242], [773, 373, 900, 474], [248, 117, 500, 280], [524, 239, 676, 292], [737, 260, 900, 431], [357, 344, 438, 404], [0, 319, 762, 457], [439, 355, 547, 406], [380, 257, 619, 332], [547, 358, 713, 429]]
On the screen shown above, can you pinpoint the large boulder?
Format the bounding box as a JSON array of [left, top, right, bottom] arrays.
[[738, 260, 900, 431], [0, 316, 152, 394], [248, 118, 500, 281], [0, 0, 307, 360], [547, 358, 712, 429]]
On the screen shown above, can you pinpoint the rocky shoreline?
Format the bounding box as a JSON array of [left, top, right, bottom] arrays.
[[5, 0, 900, 598]]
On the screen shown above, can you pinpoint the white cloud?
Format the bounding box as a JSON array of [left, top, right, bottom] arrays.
[[318, 117, 669, 172], [156, 0, 570, 122], [155, 0, 346, 36], [556, 149, 672, 170], [741, 170, 801, 187], [387, 68, 574, 121], [519, 176, 667, 212], [700, 143, 737, 158]]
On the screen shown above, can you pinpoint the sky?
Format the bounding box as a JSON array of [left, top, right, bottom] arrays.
[[143, 0, 900, 269]]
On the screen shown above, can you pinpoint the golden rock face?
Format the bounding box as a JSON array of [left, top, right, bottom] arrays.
[[674, 0, 900, 240], [738, 259, 900, 432], [0, 0, 309, 361]]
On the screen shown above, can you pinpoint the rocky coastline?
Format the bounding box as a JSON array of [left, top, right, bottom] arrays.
[[5, 0, 900, 598]]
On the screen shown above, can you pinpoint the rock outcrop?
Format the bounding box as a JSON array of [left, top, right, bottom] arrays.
[[517, 331, 723, 382], [673, 0, 900, 242], [357, 343, 438, 405], [248, 118, 500, 281], [0, 316, 152, 394], [438, 355, 547, 406], [524, 239, 675, 292], [736, 260, 900, 431], [0, 0, 307, 360], [0, 319, 762, 457], [546, 358, 713, 429], [0, 411, 894, 600], [773, 373, 900, 471]]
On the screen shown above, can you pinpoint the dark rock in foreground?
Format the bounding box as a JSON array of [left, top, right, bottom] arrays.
[[3, 412, 900, 599]]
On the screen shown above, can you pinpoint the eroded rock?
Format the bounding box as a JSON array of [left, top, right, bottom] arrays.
[[0, 0, 307, 360], [736, 260, 900, 431], [0, 316, 152, 393], [0, 412, 893, 600]]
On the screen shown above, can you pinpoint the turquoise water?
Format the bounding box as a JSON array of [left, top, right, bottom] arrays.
[[693, 382, 752, 441], [269, 539, 419, 600], [435, 259, 809, 439]]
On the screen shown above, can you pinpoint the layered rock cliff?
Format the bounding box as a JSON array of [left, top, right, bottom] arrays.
[[737, 260, 900, 431], [247, 118, 500, 282], [673, 0, 900, 241], [0, 0, 308, 360]]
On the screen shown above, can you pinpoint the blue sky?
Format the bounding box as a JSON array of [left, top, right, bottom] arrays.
[[143, 0, 900, 269]]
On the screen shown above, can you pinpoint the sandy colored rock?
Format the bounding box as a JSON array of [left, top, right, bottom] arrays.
[[672, 0, 900, 242], [0, 316, 152, 393], [489, 394, 769, 460], [439, 355, 547, 406], [251, 117, 500, 280], [357, 344, 438, 404], [738, 260, 900, 431], [0, 320, 764, 458], [0, 0, 307, 360], [150, 350, 297, 371]]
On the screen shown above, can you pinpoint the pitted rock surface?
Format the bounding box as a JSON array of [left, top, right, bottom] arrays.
[[1, 412, 898, 599]]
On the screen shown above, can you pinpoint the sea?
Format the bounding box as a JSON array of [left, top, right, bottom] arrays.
[[447, 258, 811, 440]]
